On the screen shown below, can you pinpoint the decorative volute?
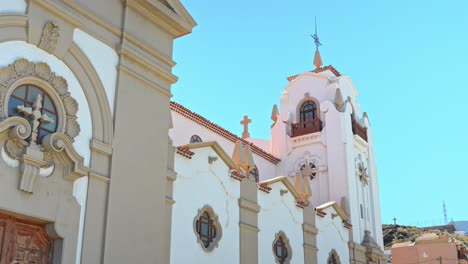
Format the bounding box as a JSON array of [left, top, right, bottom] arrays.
[[232, 140, 255, 173], [335, 88, 345, 112]]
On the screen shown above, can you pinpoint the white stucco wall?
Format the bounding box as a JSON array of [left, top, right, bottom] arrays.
[[72, 29, 118, 115], [171, 146, 240, 264], [258, 182, 304, 264], [170, 111, 277, 180], [316, 206, 350, 263], [0, 0, 26, 13]]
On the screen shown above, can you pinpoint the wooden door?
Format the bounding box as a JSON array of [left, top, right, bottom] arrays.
[[0, 213, 54, 264]]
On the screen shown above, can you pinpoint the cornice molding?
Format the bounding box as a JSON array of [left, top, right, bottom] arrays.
[[118, 45, 178, 84], [238, 198, 260, 213], [125, 0, 194, 38], [29, 0, 82, 27]]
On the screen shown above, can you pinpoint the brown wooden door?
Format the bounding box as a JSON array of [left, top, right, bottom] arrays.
[[0, 213, 54, 264]]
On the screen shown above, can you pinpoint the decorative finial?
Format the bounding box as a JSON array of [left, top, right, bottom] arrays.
[[240, 115, 252, 139], [311, 16, 323, 69]]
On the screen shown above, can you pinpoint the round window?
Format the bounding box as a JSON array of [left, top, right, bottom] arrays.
[[8, 84, 58, 140]]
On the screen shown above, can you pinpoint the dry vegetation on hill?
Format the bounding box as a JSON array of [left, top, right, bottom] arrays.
[[383, 224, 468, 249]]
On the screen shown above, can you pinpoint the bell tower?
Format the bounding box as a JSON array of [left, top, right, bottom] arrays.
[[269, 27, 385, 262]]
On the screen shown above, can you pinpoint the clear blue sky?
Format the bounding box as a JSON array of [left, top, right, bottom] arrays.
[[173, 0, 468, 226]]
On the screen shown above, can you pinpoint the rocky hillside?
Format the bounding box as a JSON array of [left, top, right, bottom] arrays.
[[383, 224, 468, 249]]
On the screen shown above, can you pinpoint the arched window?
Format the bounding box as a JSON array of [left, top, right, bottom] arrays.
[[272, 232, 291, 264], [193, 206, 222, 252], [190, 134, 202, 143], [299, 101, 317, 122], [8, 84, 58, 141], [328, 250, 341, 264], [250, 166, 259, 182]]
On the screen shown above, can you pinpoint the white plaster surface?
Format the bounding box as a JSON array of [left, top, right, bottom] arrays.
[[73, 29, 118, 115], [258, 182, 304, 264], [0, 0, 26, 14], [170, 111, 277, 180], [0, 41, 93, 166], [171, 147, 240, 264], [316, 206, 350, 263]]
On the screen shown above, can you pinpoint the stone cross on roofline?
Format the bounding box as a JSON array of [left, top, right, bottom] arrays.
[[240, 115, 251, 139], [17, 94, 54, 146]]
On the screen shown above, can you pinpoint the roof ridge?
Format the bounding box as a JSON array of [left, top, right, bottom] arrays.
[[286, 65, 341, 82], [170, 101, 281, 164]]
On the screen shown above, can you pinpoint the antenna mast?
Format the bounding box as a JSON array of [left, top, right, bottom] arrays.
[[443, 201, 448, 225]]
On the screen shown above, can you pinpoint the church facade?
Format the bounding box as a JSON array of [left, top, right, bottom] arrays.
[[0, 0, 385, 263]]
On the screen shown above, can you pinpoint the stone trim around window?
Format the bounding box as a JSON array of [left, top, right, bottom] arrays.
[[193, 205, 222, 253], [272, 231, 292, 264], [0, 59, 80, 142], [327, 249, 341, 264]]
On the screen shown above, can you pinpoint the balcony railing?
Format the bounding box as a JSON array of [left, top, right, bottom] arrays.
[[352, 119, 368, 142], [291, 118, 322, 138]]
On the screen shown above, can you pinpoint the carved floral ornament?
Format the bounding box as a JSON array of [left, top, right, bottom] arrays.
[[0, 59, 87, 193]]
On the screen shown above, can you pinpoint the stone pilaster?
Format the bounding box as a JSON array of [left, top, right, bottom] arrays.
[[303, 205, 318, 264], [239, 177, 260, 264]]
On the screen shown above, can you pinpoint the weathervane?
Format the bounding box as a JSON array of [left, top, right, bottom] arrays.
[[311, 16, 322, 51], [311, 16, 323, 69]]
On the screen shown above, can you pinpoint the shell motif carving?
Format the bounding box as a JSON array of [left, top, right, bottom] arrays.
[[66, 118, 80, 139], [0, 59, 80, 140], [14, 59, 34, 76], [34, 62, 52, 81], [0, 67, 16, 87], [51, 76, 68, 96], [63, 96, 78, 116], [5, 139, 26, 159]]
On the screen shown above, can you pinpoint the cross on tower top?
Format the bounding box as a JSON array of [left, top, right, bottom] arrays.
[[311, 16, 323, 69], [240, 115, 252, 139], [17, 94, 54, 146]]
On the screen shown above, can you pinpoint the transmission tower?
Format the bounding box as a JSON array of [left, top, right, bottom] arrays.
[[443, 201, 448, 225]]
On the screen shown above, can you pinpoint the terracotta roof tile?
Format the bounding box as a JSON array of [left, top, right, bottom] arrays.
[[171, 101, 281, 164], [286, 65, 341, 82], [176, 145, 195, 159]]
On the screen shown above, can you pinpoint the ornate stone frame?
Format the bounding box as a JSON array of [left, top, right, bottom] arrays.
[[193, 205, 222, 253], [0, 58, 80, 141], [272, 231, 292, 264], [327, 249, 341, 264], [295, 93, 321, 123]]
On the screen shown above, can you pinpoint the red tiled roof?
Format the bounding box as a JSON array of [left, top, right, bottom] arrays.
[[176, 146, 195, 159], [286, 65, 341, 82], [170, 102, 281, 164]]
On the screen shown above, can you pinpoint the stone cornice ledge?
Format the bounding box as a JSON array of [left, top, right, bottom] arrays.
[[118, 44, 178, 85], [238, 198, 260, 213], [90, 139, 113, 156], [239, 222, 260, 233], [124, 0, 194, 38], [29, 0, 82, 27]]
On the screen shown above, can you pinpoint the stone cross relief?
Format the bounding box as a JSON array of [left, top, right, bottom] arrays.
[[14, 94, 54, 193], [240, 115, 251, 139], [17, 94, 53, 146], [357, 161, 370, 185]]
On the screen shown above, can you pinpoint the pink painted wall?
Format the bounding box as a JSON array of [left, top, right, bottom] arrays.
[[392, 243, 457, 264]]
